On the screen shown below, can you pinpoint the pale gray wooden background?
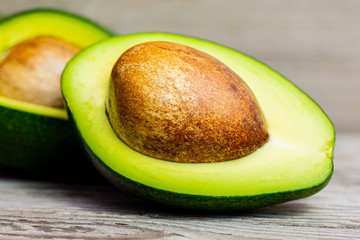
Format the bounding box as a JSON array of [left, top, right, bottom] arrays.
[[2, 0, 359, 132]]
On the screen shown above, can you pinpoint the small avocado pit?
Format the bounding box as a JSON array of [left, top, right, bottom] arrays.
[[107, 41, 269, 163], [0, 35, 81, 108]]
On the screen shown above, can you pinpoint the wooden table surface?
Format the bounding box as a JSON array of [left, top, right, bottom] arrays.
[[0, 133, 359, 239]]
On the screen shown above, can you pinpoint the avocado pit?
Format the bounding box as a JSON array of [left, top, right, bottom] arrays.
[[107, 41, 269, 163], [0, 36, 81, 108]]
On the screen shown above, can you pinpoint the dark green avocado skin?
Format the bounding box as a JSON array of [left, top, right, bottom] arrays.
[[0, 106, 71, 171], [0, 106, 89, 175], [0, 105, 104, 180], [66, 103, 333, 212]]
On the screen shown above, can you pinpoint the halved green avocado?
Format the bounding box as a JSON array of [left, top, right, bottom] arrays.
[[62, 33, 335, 211], [0, 9, 113, 173]]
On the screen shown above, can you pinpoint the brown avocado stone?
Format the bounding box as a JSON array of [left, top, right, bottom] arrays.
[[107, 41, 269, 163], [0, 36, 81, 108]]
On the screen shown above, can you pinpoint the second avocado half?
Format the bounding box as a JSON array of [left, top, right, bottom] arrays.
[[0, 9, 113, 174], [62, 33, 335, 211]]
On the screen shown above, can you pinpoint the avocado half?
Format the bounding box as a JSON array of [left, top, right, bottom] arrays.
[[62, 33, 335, 211], [0, 9, 113, 173]]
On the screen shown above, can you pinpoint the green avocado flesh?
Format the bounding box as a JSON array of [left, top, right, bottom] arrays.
[[0, 9, 113, 172], [62, 33, 335, 211]]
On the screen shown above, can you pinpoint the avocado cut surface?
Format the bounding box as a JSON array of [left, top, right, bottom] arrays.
[[62, 33, 335, 210], [0, 9, 113, 173]]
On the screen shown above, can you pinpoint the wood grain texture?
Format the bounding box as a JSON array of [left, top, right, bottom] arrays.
[[1, 0, 359, 131], [0, 133, 358, 239]]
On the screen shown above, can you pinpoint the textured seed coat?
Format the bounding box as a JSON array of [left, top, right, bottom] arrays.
[[108, 41, 269, 163], [0, 36, 81, 108]]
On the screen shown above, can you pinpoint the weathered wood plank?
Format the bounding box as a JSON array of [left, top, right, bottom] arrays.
[[0, 133, 358, 239]]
